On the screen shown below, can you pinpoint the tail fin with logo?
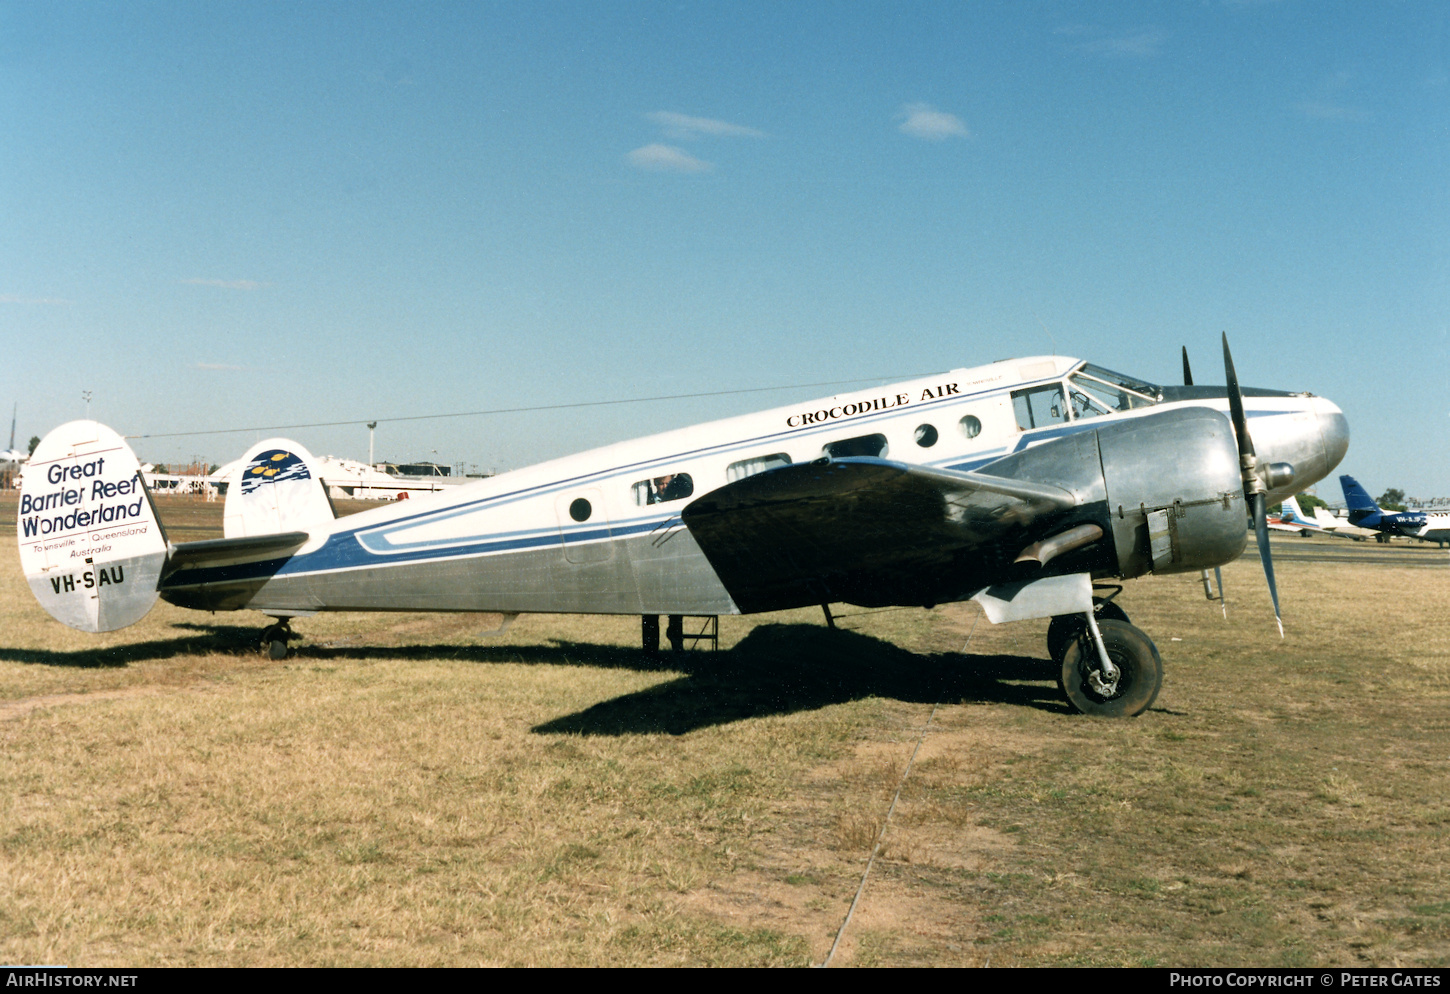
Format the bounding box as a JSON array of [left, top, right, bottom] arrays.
[[17, 421, 169, 632], [221, 438, 336, 539]]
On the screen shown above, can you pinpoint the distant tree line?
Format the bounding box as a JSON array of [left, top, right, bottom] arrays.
[[1377, 488, 1407, 511], [1269, 489, 1408, 514]]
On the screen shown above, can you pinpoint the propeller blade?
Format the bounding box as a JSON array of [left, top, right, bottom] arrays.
[[1181, 347, 1194, 387], [1222, 333, 1255, 462], [1252, 492, 1284, 637], [1225, 333, 1282, 635]]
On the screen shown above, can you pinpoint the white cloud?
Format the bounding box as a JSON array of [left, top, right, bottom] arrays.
[[183, 278, 264, 290], [1297, 72, 1371, 121], [1062, 26, 1168, 58], [0, 294, 71, 305], [897, 103, 969, 141], [644, 111, 766, 140], [1296, 101, 1369, 122], [626, 144, 713, 173]]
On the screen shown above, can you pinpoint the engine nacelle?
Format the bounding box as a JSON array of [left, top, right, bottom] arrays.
[[1096, 407, 1247, 577], [981, 407, 1247, 581]]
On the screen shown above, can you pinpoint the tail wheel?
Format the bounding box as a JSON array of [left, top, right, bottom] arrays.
[[1059, 618, 1162, 717], [260, 623, 292, 660], [1046, 597, 1129, 664]]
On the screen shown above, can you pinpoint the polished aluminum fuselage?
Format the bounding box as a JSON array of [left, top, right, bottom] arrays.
[[159, 356, 1348, 617]]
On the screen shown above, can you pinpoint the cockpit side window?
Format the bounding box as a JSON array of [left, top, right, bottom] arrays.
[[1011, 385, 1069, 431], [1069, 381, 1114, 419], [632, 472, 695, 506], [1071, 365, 1160, 411]]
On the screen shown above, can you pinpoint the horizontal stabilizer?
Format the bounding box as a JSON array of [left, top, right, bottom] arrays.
[[17, 421, 168, 632], [165, 531, 310, 571]]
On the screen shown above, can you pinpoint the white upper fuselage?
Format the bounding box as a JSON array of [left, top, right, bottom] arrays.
[[276, 355, 1345, 580]]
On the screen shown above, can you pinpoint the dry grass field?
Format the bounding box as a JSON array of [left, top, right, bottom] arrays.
[[2, 492, 1448, 967]]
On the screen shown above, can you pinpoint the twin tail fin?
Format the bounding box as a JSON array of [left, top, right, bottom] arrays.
[[17, 424, 332, 633]]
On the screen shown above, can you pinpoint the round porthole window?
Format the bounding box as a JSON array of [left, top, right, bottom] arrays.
[[569, 498, 592, 522], [959, 414, 982, 439], [914, 423, 938, 448]]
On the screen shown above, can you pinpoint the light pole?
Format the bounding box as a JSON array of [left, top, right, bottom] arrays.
[[367, 422, 377, 468], [82, 391, 92, 419]]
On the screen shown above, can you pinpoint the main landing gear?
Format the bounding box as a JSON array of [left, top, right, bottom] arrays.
[[1047, 596, 1163, 717]]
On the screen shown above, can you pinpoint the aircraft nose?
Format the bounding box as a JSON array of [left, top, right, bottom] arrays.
[[1253, 395, 1349, 499], [1315, 397, 1350, 475]]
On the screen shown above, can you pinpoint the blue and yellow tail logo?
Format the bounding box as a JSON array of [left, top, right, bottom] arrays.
[[240, 449, 311, 495]]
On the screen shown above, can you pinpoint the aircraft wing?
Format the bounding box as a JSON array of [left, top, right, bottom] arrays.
[[680, 457, 1085, 613]]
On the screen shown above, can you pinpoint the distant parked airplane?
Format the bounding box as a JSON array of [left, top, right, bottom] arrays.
[[1266, 495, 1330, 536], [1309, 504, 1378, 541], [1, 405, 27, 479], [1340, 476, 1450, 547]]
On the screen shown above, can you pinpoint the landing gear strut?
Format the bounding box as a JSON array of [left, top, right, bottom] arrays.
[[1058, 617, 1163, 717], [1046, 595, 1129, 665], [641, 615, 685, 653], [259, 619, 295, 660]]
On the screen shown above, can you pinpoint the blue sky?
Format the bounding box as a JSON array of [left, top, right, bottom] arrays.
[[3, 1, 1446, 497]]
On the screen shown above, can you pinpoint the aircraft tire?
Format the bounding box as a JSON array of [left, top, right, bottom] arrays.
[[1046, 598, 1129, 665], [260, 623, 290, 660], [1059, 619, 1162, 718]]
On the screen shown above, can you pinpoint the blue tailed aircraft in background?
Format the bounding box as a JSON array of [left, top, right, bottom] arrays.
[[1339, 476, 1450, 548]]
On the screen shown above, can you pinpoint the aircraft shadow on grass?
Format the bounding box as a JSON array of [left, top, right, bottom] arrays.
[[0, 624, 270, 669], [0, 622, 1070, 729], [528, 624, 1072, 734]]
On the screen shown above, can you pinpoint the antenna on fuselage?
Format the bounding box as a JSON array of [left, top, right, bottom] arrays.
[[1031, 309, 1058, 355]]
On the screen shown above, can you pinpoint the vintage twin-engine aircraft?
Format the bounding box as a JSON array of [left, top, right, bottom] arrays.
[[17, 338, 1347, 717]]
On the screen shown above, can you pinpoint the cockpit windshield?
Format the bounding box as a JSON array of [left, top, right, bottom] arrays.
[[1066, 364, 1161, 419]]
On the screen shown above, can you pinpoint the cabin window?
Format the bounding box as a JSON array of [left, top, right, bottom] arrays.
[[726, 453, 791, 482], [959, 415, 982, 439], [631, 472, 695, 506], [822, 433, 888, 460], [914, 424, 938, 448], [569, 498, 592, 522], [1011, 385, 1068, 431]]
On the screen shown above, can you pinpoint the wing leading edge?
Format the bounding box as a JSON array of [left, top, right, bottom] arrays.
[[681, 457, 1095, 613]]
